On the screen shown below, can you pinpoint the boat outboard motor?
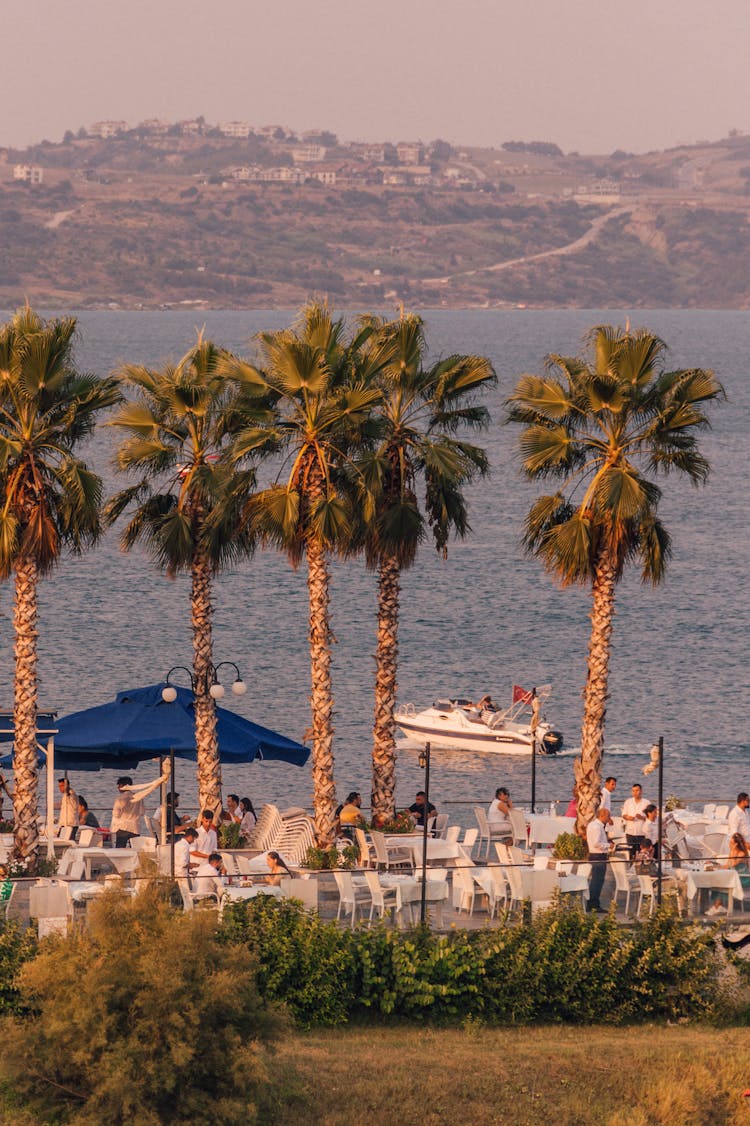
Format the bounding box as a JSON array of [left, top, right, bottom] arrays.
[[540, 730, 563, 755]]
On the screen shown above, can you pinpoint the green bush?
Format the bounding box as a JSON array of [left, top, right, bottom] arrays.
[[221, 896, 356, 1028], [552, 832, 586, 860], [0, 888, 287, 1125], [0, 922, 37, 1016], [220, 897, 725, 1028]]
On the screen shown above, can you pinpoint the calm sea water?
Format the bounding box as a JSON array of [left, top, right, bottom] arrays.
[[0, 309, 747, 824]]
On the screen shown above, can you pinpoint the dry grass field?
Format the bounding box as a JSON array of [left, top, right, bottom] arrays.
[[266, 1025, 750, 1126]]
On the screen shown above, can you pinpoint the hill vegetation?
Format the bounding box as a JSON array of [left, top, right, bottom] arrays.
[[2, 122, 750, 308]]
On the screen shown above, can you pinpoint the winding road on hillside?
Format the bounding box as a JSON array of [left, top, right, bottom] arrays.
[[423, 204, 632, 285]]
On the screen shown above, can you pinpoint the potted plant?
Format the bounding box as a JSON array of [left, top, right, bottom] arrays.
[[552, 832, 586, 861]]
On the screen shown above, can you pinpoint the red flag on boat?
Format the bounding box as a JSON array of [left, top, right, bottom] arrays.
[[512, 685, 535, 705]]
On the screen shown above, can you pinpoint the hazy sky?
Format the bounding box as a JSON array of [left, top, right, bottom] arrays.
[[2, 0, 749, 154]]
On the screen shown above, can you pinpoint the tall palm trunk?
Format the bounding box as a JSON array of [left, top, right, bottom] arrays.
[[371, 553, 400, 821], [12, 556, 40, 869], [306, 537, 337, 846], [575, 544, 617, 834], [192, 551, 221, 814]]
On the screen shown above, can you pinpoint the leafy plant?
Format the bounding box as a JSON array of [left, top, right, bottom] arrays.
[[665, 795, 684, 811], [368, 810, 415, 834], [0, 888, 287, 1124], [0, 819, 14, 833], [218, 821, 242, 849], [0, 922, 38, 1015], [303, 845, 357, 870], [552, 832, 586, 860]]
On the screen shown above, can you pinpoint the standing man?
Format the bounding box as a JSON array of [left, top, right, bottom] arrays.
[[174, 826, 199, 878], [111, 764, 171, 848], [728, 793, 750, 846], [600, 776, 617, 813], [190, 809, 218, 866], [621, 782, 649, 860], [586, 807, 613, 913]]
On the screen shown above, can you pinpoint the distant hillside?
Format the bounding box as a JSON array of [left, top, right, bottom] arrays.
[[2, 124, 750, 308]]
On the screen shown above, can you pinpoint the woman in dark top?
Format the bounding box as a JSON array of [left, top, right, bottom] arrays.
[[78, 796, 100, 829]]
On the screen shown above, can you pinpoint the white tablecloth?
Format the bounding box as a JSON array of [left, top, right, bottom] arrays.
[[223, 884, 283, 902], [671, 868, 744, 913], [60, 847, 140, 879], [526, 814, 576, 845], [385, 835, 464, 866], [380, 873, 449, 925]]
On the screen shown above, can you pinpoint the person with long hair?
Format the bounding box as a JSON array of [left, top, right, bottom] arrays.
[[238, 797, 257, 839], [264, 851, 292, 886]]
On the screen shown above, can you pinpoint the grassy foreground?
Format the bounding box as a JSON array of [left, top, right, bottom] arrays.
[[266, 1025, 750, 1126]]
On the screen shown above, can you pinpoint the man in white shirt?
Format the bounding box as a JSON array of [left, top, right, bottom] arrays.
[[111, 764, 171, 848], [191, 809, 218, 866], [174, 827, 198, 877], [192, 852, 226, 901], [57, 777, 78, 833], [621, 783, 649, 860], [586, 808, 613, 912], [727, 793, 750, 845], [600, 777, 617, 813]]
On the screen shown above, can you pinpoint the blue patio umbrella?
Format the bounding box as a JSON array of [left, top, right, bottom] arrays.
[[52, 683, 310, 769]]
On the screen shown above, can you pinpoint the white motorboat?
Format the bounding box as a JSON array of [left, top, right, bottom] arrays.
[[394, 685, 563, 755]]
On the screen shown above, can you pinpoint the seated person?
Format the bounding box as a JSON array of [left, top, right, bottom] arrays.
[[336, 791, 363, 839], [725, 833, 750, 889], [477, 693, 497, 713], [78, 796, 100, 830], [192, 851, 227, 900], [163, 792, 190, 837], [264, 850, 293, 886], [487, 786, 513, 842], [408, 791, 437, 828]]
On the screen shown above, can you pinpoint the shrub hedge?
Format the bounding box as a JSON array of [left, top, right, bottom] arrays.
[[220, 896, 726, 1027]]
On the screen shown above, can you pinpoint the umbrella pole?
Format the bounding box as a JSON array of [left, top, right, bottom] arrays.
[[46, 738, 55, 861], [169, 748, 175, 880], [159, 757, 167, 847]]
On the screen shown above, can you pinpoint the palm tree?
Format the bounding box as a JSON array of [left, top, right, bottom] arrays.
[[357, 314, 496, 821], [105, 337, 272, 814], [507, 325, 724, 831], [0, 307, 119, 869], [224, 303, 383, 846]]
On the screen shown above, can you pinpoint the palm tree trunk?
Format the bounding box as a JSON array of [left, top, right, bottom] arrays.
[[576, 544, 617, 835], [371, 553, 400, 822], [12, 556, 40, 870], [306, 538, 337, 847], [192, 552, 221, 815]]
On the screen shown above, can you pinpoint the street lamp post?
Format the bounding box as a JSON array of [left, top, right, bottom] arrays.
[[418, 742, 432, 925], [160, 660, 246, 878]]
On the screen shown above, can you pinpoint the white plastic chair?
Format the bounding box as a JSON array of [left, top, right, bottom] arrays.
[[370, 831, 411, 871], [610, 859, 638, 915], [354, 827, 376, 868], [702, 803, 717, 819], [333, 870, 370, 928], [524, 869, 559, 914], [636, 874, 657, 917], [714, 805, 729, 821], [433, 813, 449, 839], [452, 866, 488, 915], [461, 827, 478, 855], [703, 832, 729, 858], [364, 870, 400, 924], [509, 808, 528, 848], [488, 866, 508, 919], [473, 806, 492, 859], [444, 825, 461, 844]]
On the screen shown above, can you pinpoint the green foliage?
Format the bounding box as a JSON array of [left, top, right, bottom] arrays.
[[220, 897, 725, 1028], [552, 832, 586, 860], [0, 889, 286, 1125], [220, 896, 356, 1029], [0, 922, 38, 1016], [302, 845, 358, 870], [218, 821, 242, 849], [368, 810, 415, 834]]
